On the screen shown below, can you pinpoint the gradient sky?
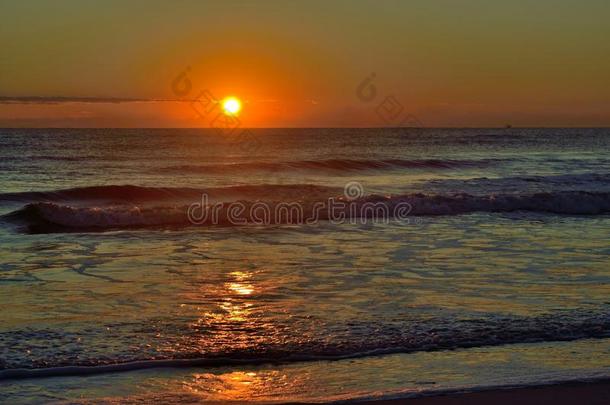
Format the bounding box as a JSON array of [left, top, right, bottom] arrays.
[[1, 0, 609, 127]]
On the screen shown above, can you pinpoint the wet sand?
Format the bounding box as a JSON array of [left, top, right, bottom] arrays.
[[356, 379, 610, 404]]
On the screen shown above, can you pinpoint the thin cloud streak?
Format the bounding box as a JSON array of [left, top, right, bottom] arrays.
[[0, 96, 182, 105]]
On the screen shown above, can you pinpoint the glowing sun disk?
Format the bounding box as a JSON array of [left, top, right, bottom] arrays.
[[222, 97, 241, 115]]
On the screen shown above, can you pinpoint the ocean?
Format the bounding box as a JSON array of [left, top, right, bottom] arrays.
[[0, 128, 609, 402]]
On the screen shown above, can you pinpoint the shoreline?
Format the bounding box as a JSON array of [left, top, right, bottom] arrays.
[[352, 379, 610, 405]]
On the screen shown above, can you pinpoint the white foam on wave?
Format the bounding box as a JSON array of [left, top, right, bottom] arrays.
[[3, 191, 609, 231], [33, 203, 189, 227]]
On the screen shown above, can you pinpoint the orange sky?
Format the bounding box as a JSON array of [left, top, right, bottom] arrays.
[[1, 0, 609, 127]]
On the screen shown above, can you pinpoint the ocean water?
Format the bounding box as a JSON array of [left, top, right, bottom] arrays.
[[0, 128, 609, 403]]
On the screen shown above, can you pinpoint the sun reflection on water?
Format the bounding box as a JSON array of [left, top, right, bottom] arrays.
[[227, 271, 255, 296], [180, 370, 300, 402], [164, 263, 300, 364], [180, 267, 267, 352]]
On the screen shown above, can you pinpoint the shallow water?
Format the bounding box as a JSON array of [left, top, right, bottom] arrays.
[[2, 339, 609, 403], [0, 128, 609, 401]]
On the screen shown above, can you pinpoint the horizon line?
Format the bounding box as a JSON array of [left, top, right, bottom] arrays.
[[2, 126, 610, 130]]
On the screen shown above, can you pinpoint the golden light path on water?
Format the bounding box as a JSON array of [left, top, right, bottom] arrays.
[[172, 259, 300, 357], [227, 271, 255, 296], [185, 269, 258, 349]]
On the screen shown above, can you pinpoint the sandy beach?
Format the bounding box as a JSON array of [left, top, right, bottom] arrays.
[[357, 380, 610, 405]]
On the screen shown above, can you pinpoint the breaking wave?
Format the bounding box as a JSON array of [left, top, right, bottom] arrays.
[[0, 184, 337, 204], [2, 190, 609, 232]]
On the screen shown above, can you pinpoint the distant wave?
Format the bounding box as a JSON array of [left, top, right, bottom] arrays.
[[0, 185, 200, 203], [159, 158, 497, 174], [424, 172, 610, 191], [2, 191, 609, 232], [1, 309, 608, 379], [0, 184, 337, 204], [2, 171, 605, 207]]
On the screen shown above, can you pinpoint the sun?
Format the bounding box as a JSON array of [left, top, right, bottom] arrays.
[[222, 97, 241, 116]]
